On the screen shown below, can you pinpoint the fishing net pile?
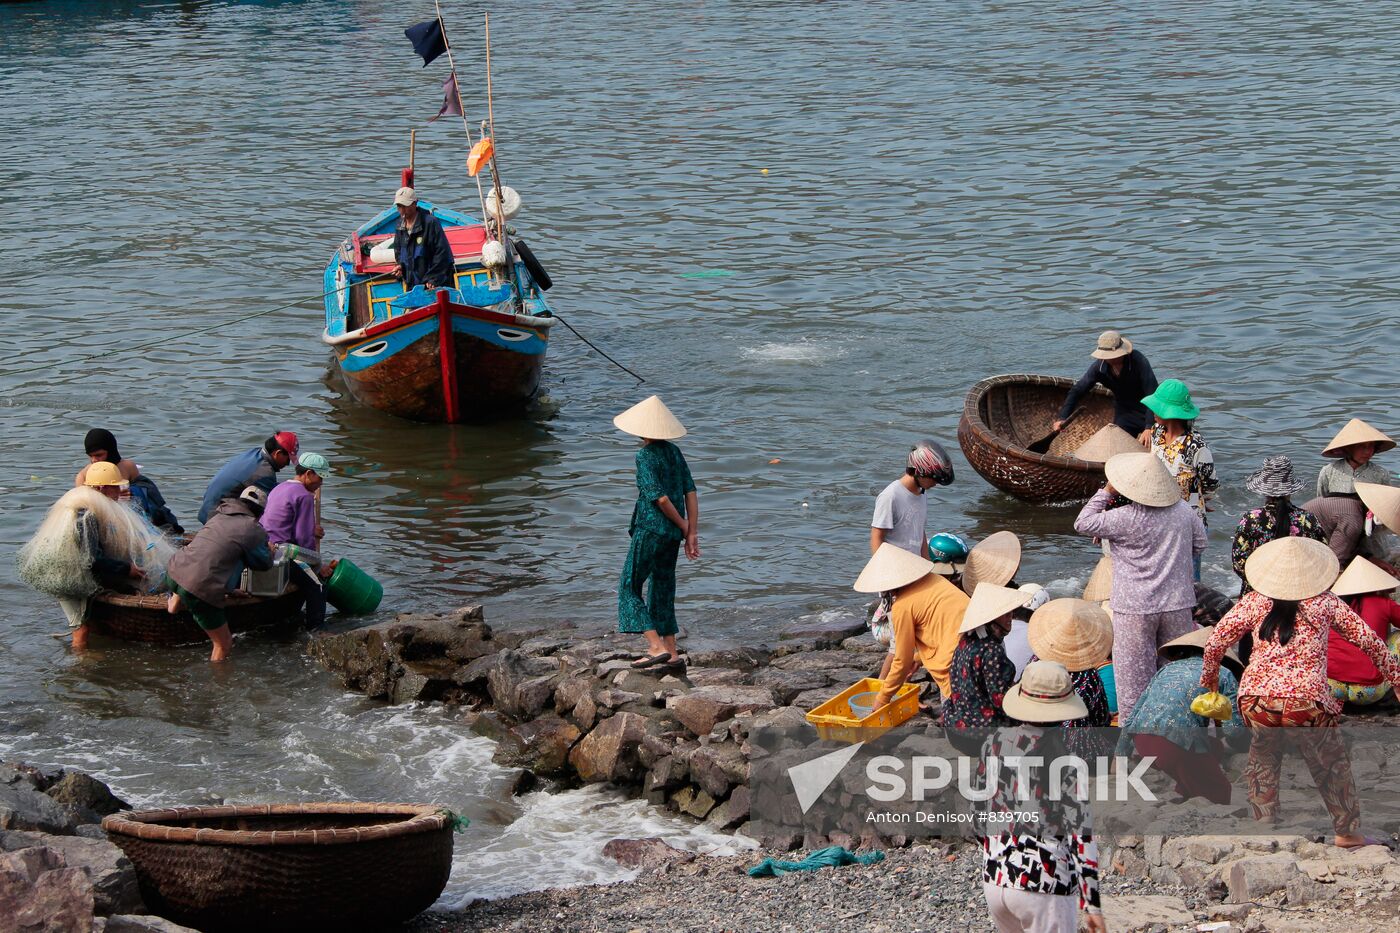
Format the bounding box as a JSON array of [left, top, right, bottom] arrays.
[[17, 487, 176, 598]]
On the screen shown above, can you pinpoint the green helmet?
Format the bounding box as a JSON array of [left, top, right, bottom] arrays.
[[928, 532, 970, 564]]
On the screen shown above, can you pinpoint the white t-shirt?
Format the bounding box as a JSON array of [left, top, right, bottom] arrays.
[[871, 479, 927, 556], [1004, 620, 1033, 678]]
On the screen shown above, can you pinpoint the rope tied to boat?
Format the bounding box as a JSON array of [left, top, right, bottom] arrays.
[[551, 312, 645, 384], [436, 808, 472, 833]]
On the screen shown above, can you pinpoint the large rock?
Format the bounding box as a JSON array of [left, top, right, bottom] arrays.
[[770, 650, 870, 673], [0, 782, 77, 835], [1100, 895, 1194, 932], [644, 756, 690, 795], [601, 837, 696, 870], [688, 743, 749, 799], [43, 773, 129, 820], [749, 669, 830, 705], [0, 845, 96, 931], [1226, 853, 1306, 903], [0, 830, 142, 915], [569, 712, 649, 784], [685, 647, 770, 671], [666, 686, 777, 736], [705, 786, 751, 829], [487, 650, 561, 719], [492, 714, 581, 776], [778, 614, 868, 648], [683, 668, 750, 687], [670, 785, 717, 819]]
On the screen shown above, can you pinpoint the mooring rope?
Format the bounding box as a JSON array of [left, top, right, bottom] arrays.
[[550, 312, 645, 384]]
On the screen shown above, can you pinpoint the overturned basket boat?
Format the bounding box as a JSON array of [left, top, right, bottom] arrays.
[[957, 374, 1118, 504], [102, 802, 454, 932], [85, 589, 306, 646]]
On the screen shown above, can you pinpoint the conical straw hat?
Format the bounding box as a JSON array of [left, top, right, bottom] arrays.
[[1027, 598, 1114, 672], [1082, 555, 1113, 602], [1244, 536, 1340, 602], [1105, 451, 1181, 507], [959, 583, 1030, 634], [1072, 424, 1144, 463], [1159, 626, 1243, 677], [1321, 418, 1395, 458], [960, 531, 1022, 596], [854, 543, 935, 594], [1332, 556, 1400, 597], [1357, 482, 1400, 532], [613, 395, 686, 440]]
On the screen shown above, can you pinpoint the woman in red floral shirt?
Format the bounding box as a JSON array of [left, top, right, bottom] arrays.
[[1200, 537, 1400, 848]]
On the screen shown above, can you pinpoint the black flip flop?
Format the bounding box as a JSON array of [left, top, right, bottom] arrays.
[[631, 652, 673, 669]]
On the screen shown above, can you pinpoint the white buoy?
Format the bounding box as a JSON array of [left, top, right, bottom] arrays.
[[485, 186, 522, 220], [481, 239, 508, 267]]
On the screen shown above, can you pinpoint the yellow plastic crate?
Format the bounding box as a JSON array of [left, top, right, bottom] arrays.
[[805, 677, 921, 743]]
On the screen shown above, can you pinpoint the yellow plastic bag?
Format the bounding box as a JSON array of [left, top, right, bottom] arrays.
[[1190, 690, 1232, 721]]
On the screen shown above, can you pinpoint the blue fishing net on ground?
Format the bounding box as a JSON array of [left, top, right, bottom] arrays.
[[747, 846, 886, 877]]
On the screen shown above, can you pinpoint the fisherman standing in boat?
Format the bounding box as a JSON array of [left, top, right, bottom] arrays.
[[1052, 330, 1159, 441], [391, 187, 455, 290]]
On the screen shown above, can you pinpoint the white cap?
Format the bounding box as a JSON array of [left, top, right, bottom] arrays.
[[394, 186, 417, 207]]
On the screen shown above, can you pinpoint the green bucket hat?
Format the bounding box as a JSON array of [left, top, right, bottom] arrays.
[[1142, 379, 1200, 421], [297, 452, 332, 475]]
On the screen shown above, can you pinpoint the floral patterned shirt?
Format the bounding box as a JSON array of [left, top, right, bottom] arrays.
[[1230, 505, 1326, 594], [1200, 591, 1400, 715], [944, 636, 1017, 732], [980, 727, 1101, 910], [1149, 424, 1220, 519]]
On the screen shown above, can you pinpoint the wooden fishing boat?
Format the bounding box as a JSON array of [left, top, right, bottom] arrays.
[[85, 589, 306, 646], [957, 374, 1118, 504], [103, 802, 454, 932], [322, 175, 555, 422]]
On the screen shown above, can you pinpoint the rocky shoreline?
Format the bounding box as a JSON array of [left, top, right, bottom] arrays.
[[1, 760, 196, 931], [307, 605, 893, 847]]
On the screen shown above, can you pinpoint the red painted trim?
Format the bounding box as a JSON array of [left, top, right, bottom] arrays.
[[401, 168, 414, 188], [436, 291, 460, 423], [360, 298, 524, 340]]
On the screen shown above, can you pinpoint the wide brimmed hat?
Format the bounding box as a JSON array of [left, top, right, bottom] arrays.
[[1090, 330, 1133, 361], [1003, 660, 1088, 722], [1028, 598, 1113, 672], [82, 461, 125, 488], [1082, 555, 1113, 602], [854, 543, 935, 594], [960, 531, 1022, 596], [959, 583, 1030, 634], [1357, 482, 1400, 532], [1141, 379, 1200, 422], [1073, 424, 1144, 463], [613, 395, 687, 440], [1105, 451, 1181, 507], [1018, 582, 1050, 612], [1322, 418, 1396, 459], [1245, 455, 1305, 498], [1244, 536, 1340, 602], [1159, 627, 1243, 677], [1332, 556, 1400, 597]]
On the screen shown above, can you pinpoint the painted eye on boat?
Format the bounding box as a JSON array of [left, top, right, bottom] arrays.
[[352, 341, 390, 357], [496, 329, 531, 342]]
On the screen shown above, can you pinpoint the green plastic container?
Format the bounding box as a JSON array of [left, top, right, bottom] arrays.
[[324, 558, 383, 615]]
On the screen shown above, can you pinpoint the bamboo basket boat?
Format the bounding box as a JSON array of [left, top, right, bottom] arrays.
[[957, 374, 1118, 504], [102, 802, 454, 932], [85, 589, 305, 646]]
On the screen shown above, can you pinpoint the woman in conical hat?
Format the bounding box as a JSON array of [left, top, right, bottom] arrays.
[[1201, 537, 1400, 848], [1326, 556, 1400, 707], [614, 396, 698, 671], [942, 583, 1026, 752], [1231, 455, 1325, 596], [1316, 418, 1394, 499]]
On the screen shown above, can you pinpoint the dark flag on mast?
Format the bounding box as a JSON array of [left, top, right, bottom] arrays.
[[430, 72, 463, 122], [405, 19, 448, 66]]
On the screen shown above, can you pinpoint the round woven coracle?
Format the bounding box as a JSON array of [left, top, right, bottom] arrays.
[[85, 589, 306, 646], [102, 802, 454, 931], [957, 375, 1117, 504]]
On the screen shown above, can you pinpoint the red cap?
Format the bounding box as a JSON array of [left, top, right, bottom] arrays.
[[274, 431, 299, 459]]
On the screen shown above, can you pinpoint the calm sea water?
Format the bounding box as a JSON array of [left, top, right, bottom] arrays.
[[2, 0, 1397, 903]]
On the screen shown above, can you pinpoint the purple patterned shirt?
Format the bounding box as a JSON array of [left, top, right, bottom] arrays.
[[1074, 490, 1205, 614]]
